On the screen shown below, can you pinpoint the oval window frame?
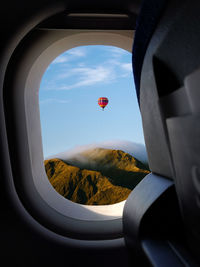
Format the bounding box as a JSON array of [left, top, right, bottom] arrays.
[[5, 28, 134, 241]]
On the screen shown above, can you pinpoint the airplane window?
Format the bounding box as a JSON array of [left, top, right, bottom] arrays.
[[39, 45, 149, 206]]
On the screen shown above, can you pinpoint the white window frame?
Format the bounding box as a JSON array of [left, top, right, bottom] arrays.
[[9, 28, 134, 241]]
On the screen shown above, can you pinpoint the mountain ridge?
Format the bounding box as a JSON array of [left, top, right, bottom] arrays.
[[45, 148, 150, 205], [46, 140, 148, 165]]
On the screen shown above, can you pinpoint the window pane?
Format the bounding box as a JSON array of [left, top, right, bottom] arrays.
[[39, 45, 149, 206]]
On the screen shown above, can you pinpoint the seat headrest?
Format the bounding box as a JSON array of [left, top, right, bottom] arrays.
[[132, 0, 167, 103]]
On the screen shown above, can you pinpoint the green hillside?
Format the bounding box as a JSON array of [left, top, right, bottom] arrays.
[[44, 148, 150, 205]]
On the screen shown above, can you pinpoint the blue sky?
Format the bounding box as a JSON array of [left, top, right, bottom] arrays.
[[39, 45, 145, 157]]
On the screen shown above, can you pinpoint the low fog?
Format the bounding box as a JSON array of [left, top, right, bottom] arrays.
[[46, 140, 148, 165]]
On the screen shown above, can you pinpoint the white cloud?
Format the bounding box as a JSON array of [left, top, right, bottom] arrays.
[[104, 58, 121, 66], [40, 98, 69, 104], [52, 55, 69, 64], [104, 46, 128, 58], [57, 66, 115, 90], [52, 48, 86, 64], [67, 48, 86, 57], [121, 63, 132, 72], [41, 60, 131, 91], [42, 47, 132, 91], [78, 62, 86, 67]]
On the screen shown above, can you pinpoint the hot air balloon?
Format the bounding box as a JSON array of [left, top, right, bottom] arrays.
[[98, 97, 109, 110]]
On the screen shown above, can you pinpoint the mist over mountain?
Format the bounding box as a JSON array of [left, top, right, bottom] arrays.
[[46, 140, 148, 165], [45, 148, 150, 205]]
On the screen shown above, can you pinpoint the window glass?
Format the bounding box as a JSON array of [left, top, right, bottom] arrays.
[[39, 45, 149, 206]]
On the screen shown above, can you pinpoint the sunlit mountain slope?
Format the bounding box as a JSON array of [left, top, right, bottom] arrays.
[[45, 148, 150, 205]]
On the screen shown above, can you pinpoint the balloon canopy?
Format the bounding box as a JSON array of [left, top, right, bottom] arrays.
[[98, 97, 109, 110]]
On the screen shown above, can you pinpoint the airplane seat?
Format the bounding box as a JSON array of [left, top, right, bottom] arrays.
[[1, 0, 200, 266], [123, 0, 200, 265], [0, 1, 144, 267]]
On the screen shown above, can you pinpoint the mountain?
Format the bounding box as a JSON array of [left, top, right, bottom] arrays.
[[46, 140, 149, 166], [45, 158, 131, 205], [44, 148, 150, 205]]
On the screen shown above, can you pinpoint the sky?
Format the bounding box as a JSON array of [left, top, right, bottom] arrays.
[[39, 45, 145, 158]]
